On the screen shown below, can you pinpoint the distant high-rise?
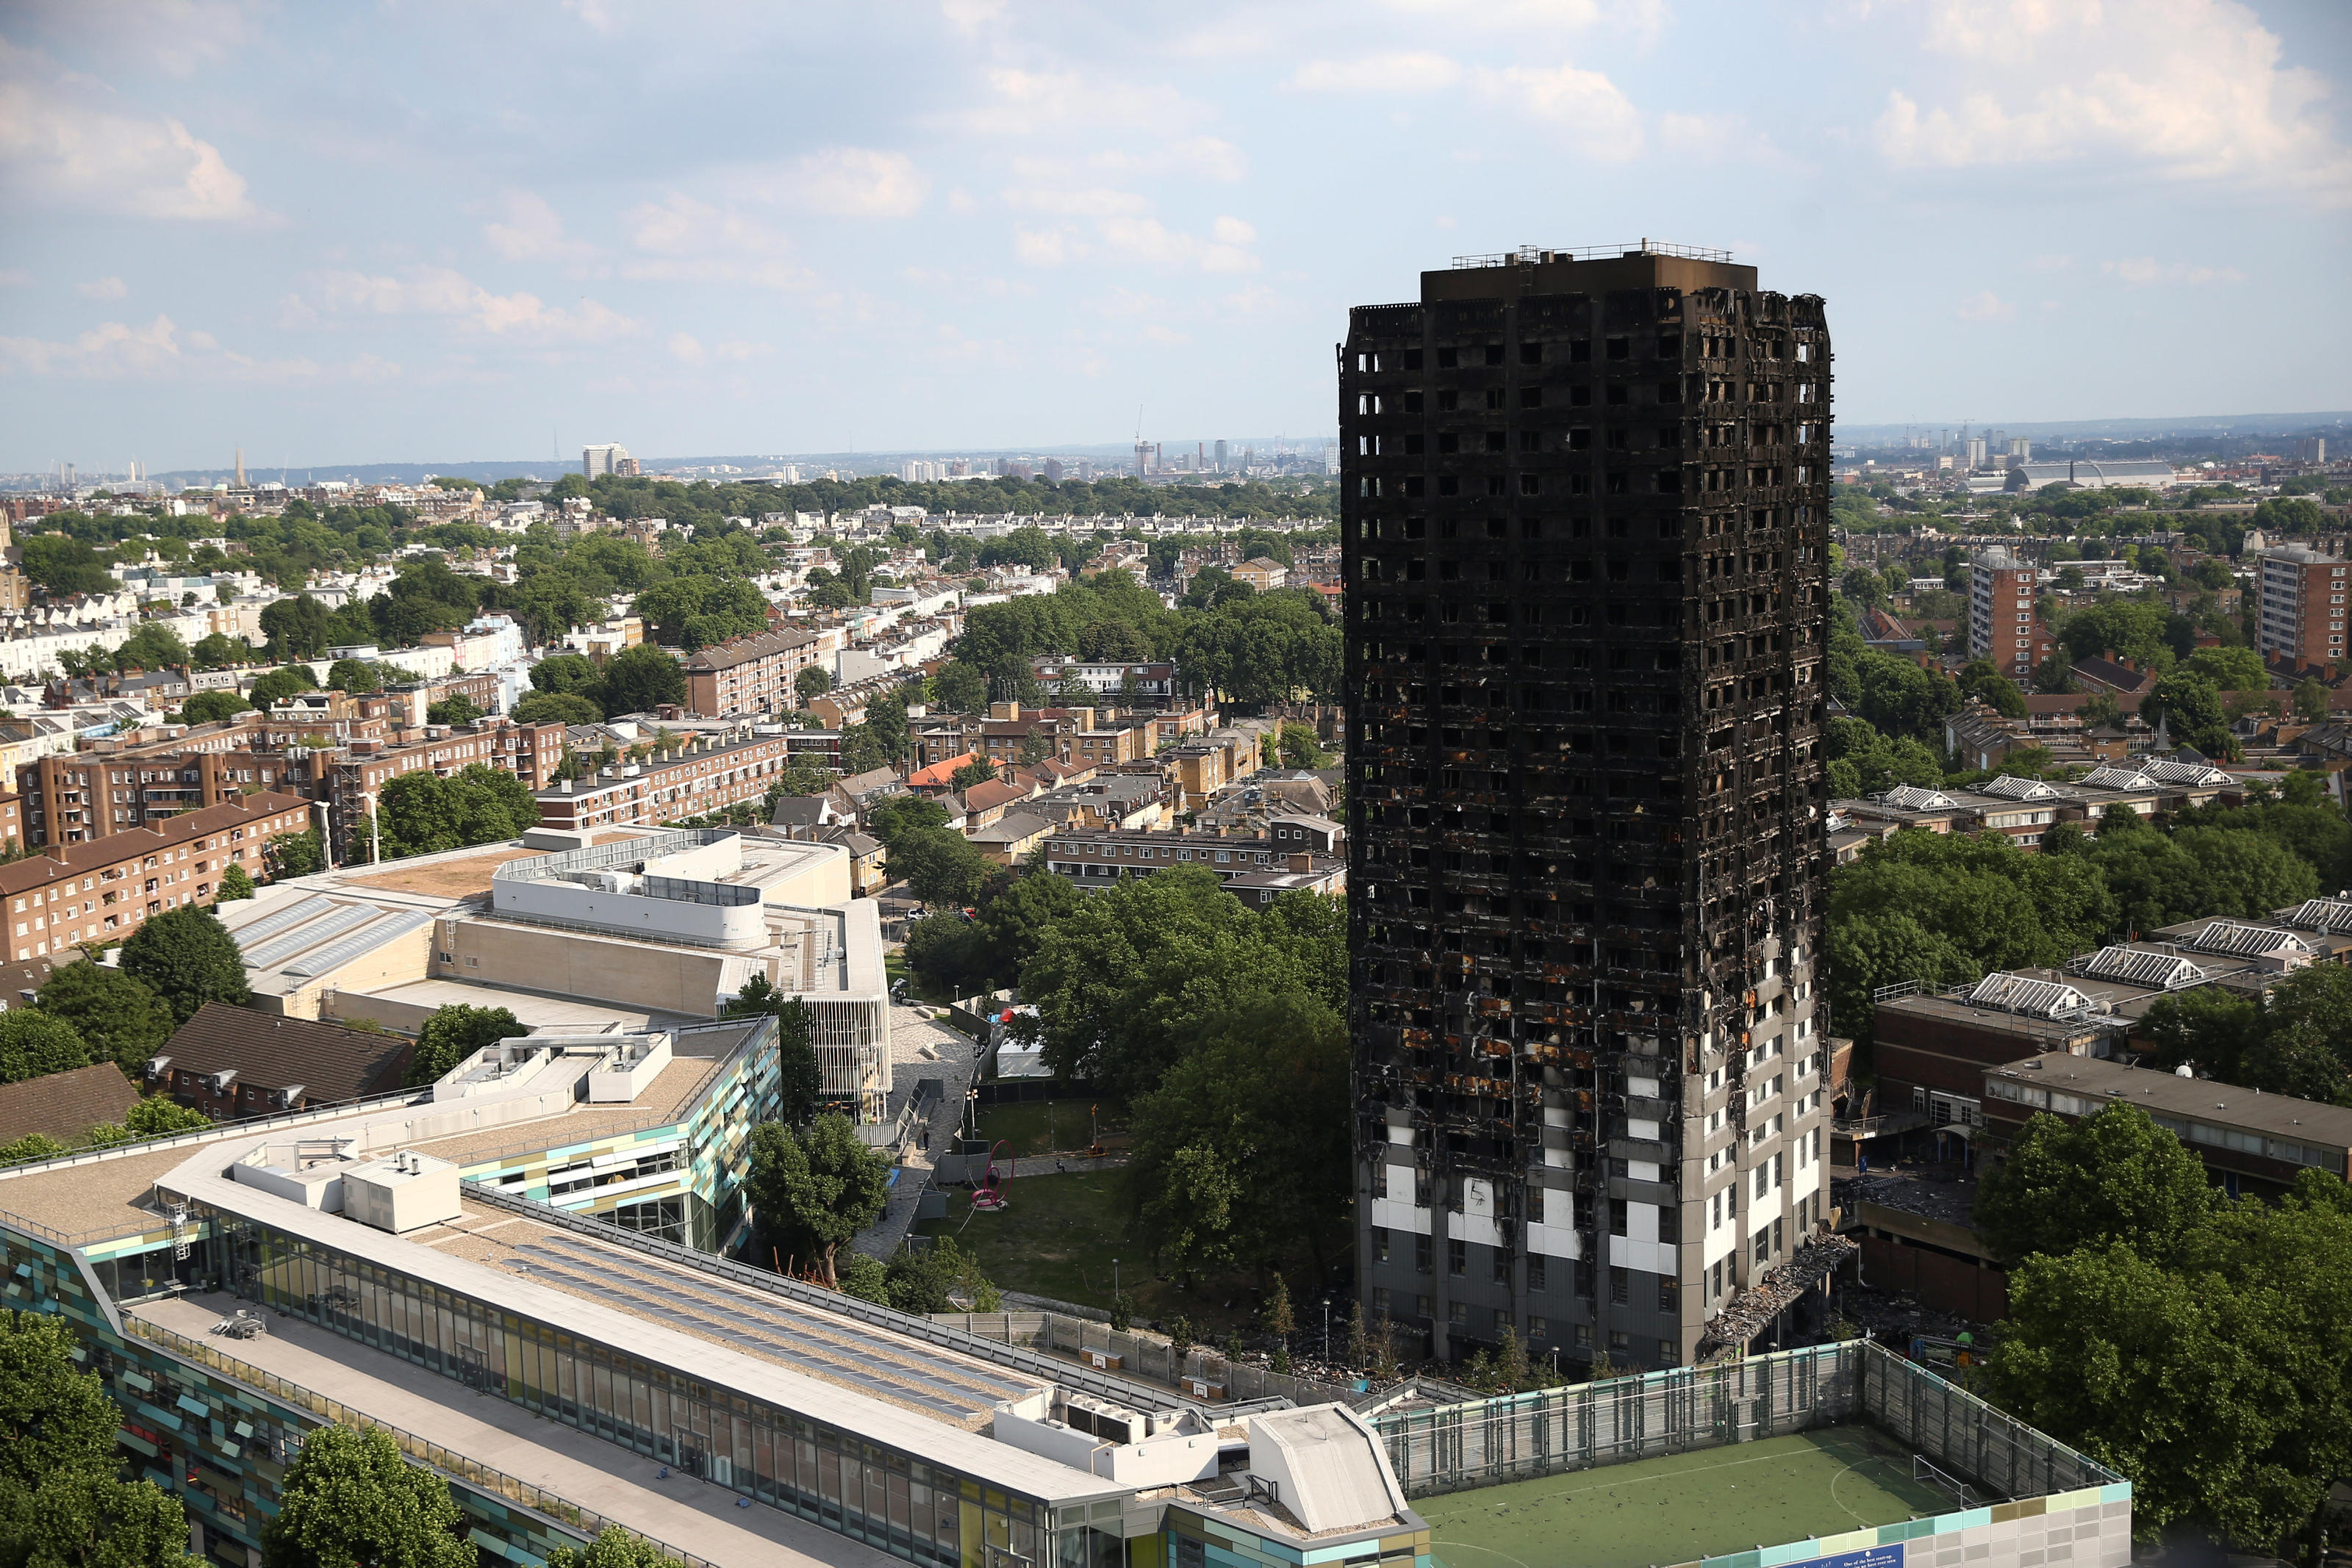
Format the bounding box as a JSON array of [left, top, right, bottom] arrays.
[[1341, 243, 1833, 1373], [1966, 436, 1988, 470], [234, 447, 246, 487], [1215, 439, 1229, 471], [584, 442, 631, 478]]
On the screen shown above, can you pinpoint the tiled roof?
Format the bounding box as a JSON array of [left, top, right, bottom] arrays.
[[0, 1062, 138, 1144], [678, 628, 816, 672], [0, 792, 312, 898], [156, 1001, 412, 1103]]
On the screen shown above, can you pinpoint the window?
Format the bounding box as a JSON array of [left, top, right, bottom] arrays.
[[1609, 1266, 1628, 1304], [1448, 1237, 1466, 1276], [1528, 1255, 1547, 1291], [1658, 1277, 1677, 1313]]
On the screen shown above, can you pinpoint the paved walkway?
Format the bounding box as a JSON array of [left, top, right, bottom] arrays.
[[853, 1006, 982, 1259], [135, 1294, 897, 1568]]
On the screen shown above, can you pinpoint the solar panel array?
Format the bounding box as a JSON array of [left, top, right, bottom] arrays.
[[1965, 972, 2093, 1018], [283, 909, 434, 977], [2187, 921, 2312, 958], [2081, 946, 2206, 990], [1976, 776, 2062, 801], [232, 896, 337, 949], [242, 902, 380, 971], [2141, 759, 2232, 786], [2282, 898, 2352, 935], [1880, 785, 1957, 810]]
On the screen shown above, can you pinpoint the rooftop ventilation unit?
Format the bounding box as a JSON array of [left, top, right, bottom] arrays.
[[2079, 946, 2207, 991]]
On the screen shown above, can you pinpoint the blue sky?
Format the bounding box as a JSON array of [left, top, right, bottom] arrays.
[[2, 0, 2348, 472]]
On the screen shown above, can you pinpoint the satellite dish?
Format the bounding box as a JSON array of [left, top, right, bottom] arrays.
[[2173, 1064, 2194, 1078]]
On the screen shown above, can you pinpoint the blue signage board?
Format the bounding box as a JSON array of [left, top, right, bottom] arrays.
[[1779, 1547, 1904, 1568]]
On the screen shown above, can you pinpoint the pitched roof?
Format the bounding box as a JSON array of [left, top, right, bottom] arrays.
[[0, 1062, 138, 1145], [967, 812, 1053, 846], [906, 752, 977, 788], [961, 778, 1032, 814], [0, 791, 313, 899], [678, 627, 816, 673], [156, 1001, 413, 1103]]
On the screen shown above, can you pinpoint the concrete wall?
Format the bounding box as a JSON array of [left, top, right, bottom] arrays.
[[493, 874, 766, 949], [1860, 1231, 2010, 1322], [261, 922, 436, 1020], [438, 918, 734, 1017]]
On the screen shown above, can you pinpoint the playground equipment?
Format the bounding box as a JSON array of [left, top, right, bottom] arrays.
[[971, 1140, 1014, 1211]]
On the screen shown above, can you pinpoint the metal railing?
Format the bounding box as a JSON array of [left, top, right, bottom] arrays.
[[126, 1315, 714, 1568], [1451, 240, 1735, 268]]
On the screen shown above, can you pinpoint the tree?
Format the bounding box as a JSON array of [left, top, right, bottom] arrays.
[[2185, 645, 2268, 694], [0, 1010, 96, 1086], [34, 962, 173, 1074], [744, 1115, 891, 1285], [795, 666, 834, 704], [1954, 660, 2028, 719], [2295, 678, 2331, 724], [1130, 991, 1352, 1276], [530, 653, 602, 696], [216, 863, 256, 902], [2144, 669, 2237, 758], [931, 661, 988, 715], [872, 1237, 999, 1316], [1973, 1105, 2216, 1267], [0, 1308, 193, 1568], [1260, 1273, 1295, 1373], [18, 535, 113, 596], [598, 644, 685, 715], [260, 1424, 474, 1568], [266, 829, 326, 879], [249, 664, 320, 710], [406, 1004, 523, 1087], [1275, 722, 1330, 770], [948, 756, 998, 792], [721, 981, 824, 1125], [513, 691, 603, 727], [540, 1528, 685, 1568], [888, 828, 992, 907], [1984, 1174, 2352, 1554], [426, 694, 482, 727], [117, 907, 251, 1024], [326, 658, 384, 694], [177, 690, 251, 726], [0, 1134, 67, 1167], [376, 765, 538, 860], [866, 795, 950, 849]]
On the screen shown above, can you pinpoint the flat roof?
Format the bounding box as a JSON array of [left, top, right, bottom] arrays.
[[1987, 1053, 2352, 1146], [133, 1292, 900, 1568], [359, 978, 703, 1033], [1413, 1428, 1952, 1568]]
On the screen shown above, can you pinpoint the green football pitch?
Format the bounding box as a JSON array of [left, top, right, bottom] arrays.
[[1419, 1428, 1959, 1568]]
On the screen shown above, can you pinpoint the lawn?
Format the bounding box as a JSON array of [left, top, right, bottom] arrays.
[[969, 1098, 1129, 1159], [915, 1169, 1260, 1334], [1418, 1428, 1960, 1568]]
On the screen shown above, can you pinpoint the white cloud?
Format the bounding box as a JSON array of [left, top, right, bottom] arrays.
[[2102, 256, 2247, 285], [939, 0, 1004, 31], [1474, 62, 1643, 157], [0, 311, 323, 381], [483, 191, 596, 263], [298, 265, 637, 339], [1874, 0, 2352, 200], [961, 69, 1205, 136], [1211, 215, 1256, 245], [1002, 187, 1152, 217], [1383, 0, 1663, 35], [620, 195, 811, 289], [1086, 137, 1249, 183], [1288, 53, 1463, 93], [775, 148, 928, 217], [77, 276, 127, 300], [1956, 289, 2015, 321], [1097, 215, 1258, 273], [18, 0, 257, 79], [0, 269, 32, 286], [1014, 229, 1071, 266], [669, 331, 707, 365], [0, 58, 257, 220]]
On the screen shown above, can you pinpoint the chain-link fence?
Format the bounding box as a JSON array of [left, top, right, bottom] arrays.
[[1366, 1339, 2120, 1501]]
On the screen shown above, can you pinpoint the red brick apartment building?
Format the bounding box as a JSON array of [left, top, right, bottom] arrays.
[[2257, 544, 2349, 672], [532, 733, 797, 832], [1, 791, 311, 963], [682, 630, 821, 718]]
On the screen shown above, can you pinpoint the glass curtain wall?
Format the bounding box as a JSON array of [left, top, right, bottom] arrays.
[[209, 1210, 1056, 1568]]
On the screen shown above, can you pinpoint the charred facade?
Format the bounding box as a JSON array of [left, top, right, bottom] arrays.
[[1340, 245, 1835, 1370]]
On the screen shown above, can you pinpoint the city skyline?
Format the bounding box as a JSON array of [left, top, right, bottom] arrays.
[[4, 0, 2350, 471]]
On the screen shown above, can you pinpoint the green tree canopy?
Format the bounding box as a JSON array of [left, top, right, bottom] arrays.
[[540, 1527, 686, 1568], [259, 1424, 474, 1568], [720, 982, 824, 1126], [0, 1308, 194, 1568], [513, 691, 603, 727], [34, 962, 174, 1074], [118, 907, 251, 1023], [177, 690, 252, 726], [1973, 1104, 2217, 1267], [597, 644, 686, 714], [406, 1005, 523, 1087], [744, 1115, 892, 1285], [375, 764, 539, 860], [249, 664, 320, 710]]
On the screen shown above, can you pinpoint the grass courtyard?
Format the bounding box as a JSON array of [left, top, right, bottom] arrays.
[[967, 1098, 1129, 1159], [1417, 1428, 1960, 1568], [914, 1168, 1261, 1334]]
